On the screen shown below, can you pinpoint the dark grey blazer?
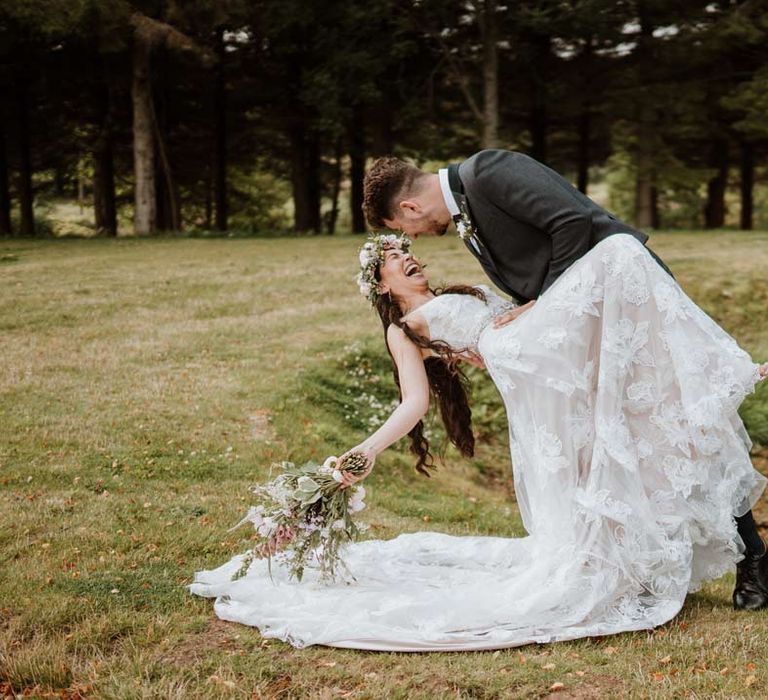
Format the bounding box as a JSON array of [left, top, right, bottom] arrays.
[[449, 149, 658, 303]]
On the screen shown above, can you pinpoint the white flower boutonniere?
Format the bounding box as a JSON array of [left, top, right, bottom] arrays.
[[456, 202, 479, 245]]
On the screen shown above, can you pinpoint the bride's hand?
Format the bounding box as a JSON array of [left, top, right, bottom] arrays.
[[493, 300, 536, 329], [337, 445, 376, 490], [759, 362, 768, 382]]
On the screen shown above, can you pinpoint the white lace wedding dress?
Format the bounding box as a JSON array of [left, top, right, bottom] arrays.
[[190, 234, 766, 651]]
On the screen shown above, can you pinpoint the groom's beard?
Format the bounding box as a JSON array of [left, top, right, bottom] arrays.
[[430, 218, 449, 236]]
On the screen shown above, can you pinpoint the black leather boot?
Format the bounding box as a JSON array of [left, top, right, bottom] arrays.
[[733, 548, 768, 610]]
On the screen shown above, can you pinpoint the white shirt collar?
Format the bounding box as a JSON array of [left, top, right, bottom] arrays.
[[438, 168, 461, 218]]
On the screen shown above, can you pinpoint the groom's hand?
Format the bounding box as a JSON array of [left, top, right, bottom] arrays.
[[493, 300, 536, 328]]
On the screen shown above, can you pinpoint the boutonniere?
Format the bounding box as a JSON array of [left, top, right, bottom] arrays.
[[455, 202, 479, 245]]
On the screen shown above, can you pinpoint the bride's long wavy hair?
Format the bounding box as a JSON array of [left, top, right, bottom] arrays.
[[373, 264, 486, 476]]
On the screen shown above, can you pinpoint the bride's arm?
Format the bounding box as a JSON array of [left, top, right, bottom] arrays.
[[338, 324, 430, 487]]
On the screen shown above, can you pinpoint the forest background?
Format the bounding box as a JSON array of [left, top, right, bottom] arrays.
[[1, 0, 767, 239]]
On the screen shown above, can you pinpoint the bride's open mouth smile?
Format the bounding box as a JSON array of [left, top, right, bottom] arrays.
[[404, 260, 425, 278]]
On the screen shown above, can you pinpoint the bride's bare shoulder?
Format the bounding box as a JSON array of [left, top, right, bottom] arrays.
[[386, 321, 433, 359]]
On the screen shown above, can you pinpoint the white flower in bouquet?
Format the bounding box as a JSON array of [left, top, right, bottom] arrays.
[[348, 485, 366, 513]]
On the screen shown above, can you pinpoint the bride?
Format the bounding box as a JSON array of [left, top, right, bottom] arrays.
[[190, 232, 768, 651]]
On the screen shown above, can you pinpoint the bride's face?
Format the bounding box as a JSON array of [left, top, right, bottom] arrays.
[[377, 247, 428, 299]]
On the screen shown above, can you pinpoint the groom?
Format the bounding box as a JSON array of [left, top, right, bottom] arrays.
[[362, 148, 768, 611]]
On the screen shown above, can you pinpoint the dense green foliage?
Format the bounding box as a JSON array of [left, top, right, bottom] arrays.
[[0, 1, 767, 236]]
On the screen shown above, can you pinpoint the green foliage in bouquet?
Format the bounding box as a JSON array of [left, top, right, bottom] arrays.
[[230, 453, 371, 583]]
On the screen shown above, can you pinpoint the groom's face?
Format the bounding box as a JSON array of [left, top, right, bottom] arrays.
[[384, 202, 450, 239], [384, 215, 449, 239]]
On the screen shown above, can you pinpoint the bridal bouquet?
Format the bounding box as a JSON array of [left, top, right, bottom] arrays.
[[229, 452, 371, 583]]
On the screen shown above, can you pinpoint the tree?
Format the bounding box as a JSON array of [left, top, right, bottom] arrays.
[[130, 12, 204, 234]]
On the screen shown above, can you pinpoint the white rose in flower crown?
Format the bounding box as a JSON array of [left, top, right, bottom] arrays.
[[359, 247, 375, 267]]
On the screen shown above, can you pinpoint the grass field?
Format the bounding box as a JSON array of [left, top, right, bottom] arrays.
[[1, 231, 768, 699]]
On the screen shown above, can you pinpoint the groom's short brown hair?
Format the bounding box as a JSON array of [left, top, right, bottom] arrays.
[[363, 157, 426, 228]]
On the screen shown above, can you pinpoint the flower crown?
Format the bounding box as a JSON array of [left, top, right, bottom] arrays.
[[356, 232, 412, 306]]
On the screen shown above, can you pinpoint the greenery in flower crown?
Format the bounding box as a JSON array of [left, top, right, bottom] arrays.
[[356, 232, 412, 306]]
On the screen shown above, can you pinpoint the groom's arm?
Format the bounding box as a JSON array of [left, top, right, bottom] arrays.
[[470, 150, 593, 294]]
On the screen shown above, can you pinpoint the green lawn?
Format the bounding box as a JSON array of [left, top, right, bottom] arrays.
[[1, 231, 768, 699]]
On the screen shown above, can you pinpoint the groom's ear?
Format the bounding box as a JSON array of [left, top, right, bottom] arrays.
[[398, 200, 422, 219]]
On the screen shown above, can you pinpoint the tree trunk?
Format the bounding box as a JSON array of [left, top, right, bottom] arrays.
[[153, 105, 181, 231], [577, 106, 591, 193], [576, 38, 594, 194], [77, 157, 85, 215], [530, 101, 547, 163], [129, 11, 205, 234], [93, 53, 117, 236], [155, 163, 169, 231], [369, 102, 394, 156], [204, 168, 213, 229], [15, 78, 35, 236], [349, 108, 366, 234], [93, 137, 117, 236], [704, 138, 728, 229], [152, 46, 181, 232], [651, 185, 660, 229], [290, 125, 321, 234], [54, 165, 66, 196], [0, 111, 11, 236], [739, 141, 753, 231], [529, 34, 550, 163], [634, 118, 657, 228], [633, 8, 657, 230], [634, 173, 655, 229], [214, 27, 228, 231], [326, 137, 343, 234], [479, 0, 499, 149], [132, 31, 156, 235]]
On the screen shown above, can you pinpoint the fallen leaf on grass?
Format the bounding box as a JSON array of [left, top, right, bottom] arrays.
[[207, 675, 236, 689], [659, 655, 672, 665], [319, 661, 337, 668], [549, 682, 565, 692], [745, 675, 757, 688], [542, 663, 556, 670]]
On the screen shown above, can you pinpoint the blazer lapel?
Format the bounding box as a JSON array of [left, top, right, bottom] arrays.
[[448, 163, 527, 302], [448, 164, 485, 260]]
